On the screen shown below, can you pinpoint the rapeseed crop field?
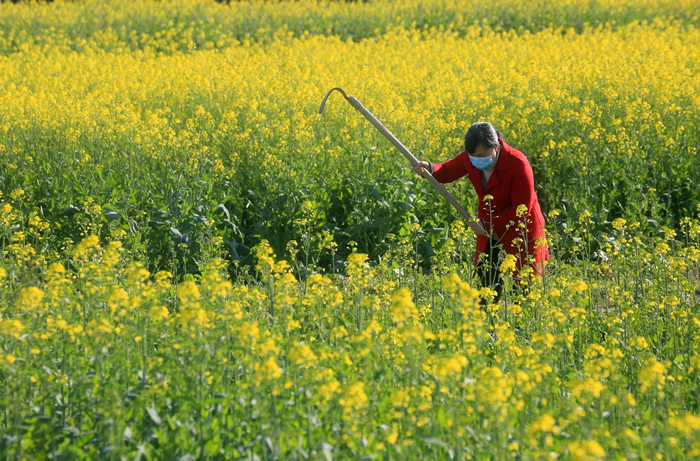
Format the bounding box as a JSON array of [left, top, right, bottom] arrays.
[[1, 0, 699, 459]]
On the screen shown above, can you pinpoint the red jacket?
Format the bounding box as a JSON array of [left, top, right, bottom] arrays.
[[433, 138, 549, 275]]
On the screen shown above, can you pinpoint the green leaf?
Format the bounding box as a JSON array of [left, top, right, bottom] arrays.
[[146, 407, 161, 425], [105, 211, 120, 222], [421, 437, 449, 448]]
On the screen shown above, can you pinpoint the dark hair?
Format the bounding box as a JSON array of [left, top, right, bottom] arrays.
[[464, 122, 504, 154]]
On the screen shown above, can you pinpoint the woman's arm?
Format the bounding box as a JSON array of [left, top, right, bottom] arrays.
[[411, 153, 488, 236], [432, 151, 470, 184]]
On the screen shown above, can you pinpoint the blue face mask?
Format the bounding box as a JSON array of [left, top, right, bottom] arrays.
[[469, 153, 495, 170]]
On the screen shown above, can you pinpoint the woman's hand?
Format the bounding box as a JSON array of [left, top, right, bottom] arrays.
[[469, 220, 489, 236], [412, 161, 431, 176]]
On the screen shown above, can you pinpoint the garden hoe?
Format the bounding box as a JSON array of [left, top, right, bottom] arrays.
[[319, 87, 473, 221]]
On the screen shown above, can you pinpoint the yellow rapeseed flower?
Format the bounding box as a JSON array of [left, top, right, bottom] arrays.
[[178, 281, 201, 305], [73, 235, 100, 257], [0, 319, 25, 339], [10, 189, 25, 201], [668, 413, 700, 436], [339, 381, 369, 414], [571, 378, 606, 399], [568, 440, 605, 460], [387, 424, 399, 445], [149, 305, 169, 322], [16, 287, 44, 312], [289, 343, 317, 367], [255, 356, 282, 384], [432, 355, 468, 381], [391, 288, 415, 324], [516, 204, 528, 218], [639, 357, 667, 392], [528, 413, 557, 437], [108, 288, 130, 314], [316, 378, 341, 404], [500, 254, 517, 275]]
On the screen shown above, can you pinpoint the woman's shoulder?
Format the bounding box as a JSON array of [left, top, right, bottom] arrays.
[[502, 141, 531, 167], [502, 140, 523, 157]]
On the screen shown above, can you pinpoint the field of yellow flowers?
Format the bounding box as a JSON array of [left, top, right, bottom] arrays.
[[2, 0, 700, 459]]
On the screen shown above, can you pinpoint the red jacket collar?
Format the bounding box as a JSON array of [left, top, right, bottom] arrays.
[[494, 138, 512, 170]]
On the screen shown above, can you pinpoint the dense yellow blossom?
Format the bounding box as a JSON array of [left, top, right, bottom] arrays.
[[340, 381, 369, 414], [568, 440, 606, 460], [390, 288, 415, 324], [15, 287, 44, 312], [639, 357, 667, 393]]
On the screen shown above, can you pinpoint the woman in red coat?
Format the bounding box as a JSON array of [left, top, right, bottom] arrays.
[[413, 122, 549, 295]]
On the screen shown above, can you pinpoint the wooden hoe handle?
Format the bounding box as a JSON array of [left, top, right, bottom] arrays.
[[319, 87, 473, 221]]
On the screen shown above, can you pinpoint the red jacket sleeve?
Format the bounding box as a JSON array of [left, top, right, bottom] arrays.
[[432, 151, 469, 184], [489, 158, 536, 236]]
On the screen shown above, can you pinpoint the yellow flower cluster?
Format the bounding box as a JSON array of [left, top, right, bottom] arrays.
[[2, 0, 697, 56], [0, 224, 696, 457]]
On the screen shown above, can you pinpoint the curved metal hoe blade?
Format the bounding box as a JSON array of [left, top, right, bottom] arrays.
[[318, 87, 350, 114]]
